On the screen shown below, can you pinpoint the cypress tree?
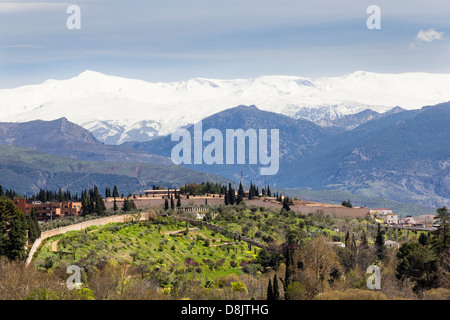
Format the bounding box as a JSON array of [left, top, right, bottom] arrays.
[[224, 186, 229, 205], [375, 223, 386, 260], [112, 185, 119, 198], [93, 185, 106, 216], [273, 274, 280, 300], [113, 197, 118, 212], [345, 231, 350, 248], [361, 231, 369, 249], [170, 195, 175, 210], [282, 196, 291, 211], [238, 182, 245, 197], [228, 183, 236, 205], [26, 207, 41, 243], [122, 197, 128, 211], [267, 278, 273, 300], [164, 198, 169, 210]]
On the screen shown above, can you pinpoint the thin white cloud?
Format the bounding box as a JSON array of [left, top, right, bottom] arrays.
[[0, 2, 68, 13], [0, 44, 42, 49], [416, 29, 444, 42], [410, 28, 444, 48]]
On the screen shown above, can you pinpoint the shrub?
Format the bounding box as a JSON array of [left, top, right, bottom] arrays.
[[215, 258, 225, 267], [423, 288, 450, 300], [231, 281, 248, 294], [315, 289, 388, 300]]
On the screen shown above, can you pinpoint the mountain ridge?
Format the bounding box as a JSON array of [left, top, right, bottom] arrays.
[[0, 118, 171, 165], [127, 102, 450, 208], [0, 145, 230, 196], [2, 70, 450, 144]]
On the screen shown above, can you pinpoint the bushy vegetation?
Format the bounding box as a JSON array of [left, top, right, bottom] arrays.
[[33, 216, 265, 299], [1, 197, 449, 300]]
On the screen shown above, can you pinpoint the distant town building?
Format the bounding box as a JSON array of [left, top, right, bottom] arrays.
[[144, 189, 180, 197], [328, 241, 346, 248], [369, 209, 398, 224], [385, 240, 400, 249], [177, 205, 211, 220], [13, 198, 82, 221], [415, 214, 436, 227], [381, 213, 398, 225], [370, 209, 393, 216], [399, 216, 416, 226]]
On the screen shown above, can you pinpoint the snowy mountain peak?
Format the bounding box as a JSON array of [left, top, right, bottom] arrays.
[[1, 70, 450, 144], [77, 69, 109, 79]]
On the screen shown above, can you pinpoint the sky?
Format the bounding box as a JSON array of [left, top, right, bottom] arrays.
[[0, 0, 449, 88]]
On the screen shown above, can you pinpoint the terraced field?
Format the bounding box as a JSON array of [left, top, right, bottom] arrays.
[[34, 217, 261, 285]]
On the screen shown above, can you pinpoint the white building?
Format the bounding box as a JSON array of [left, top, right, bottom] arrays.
[[382, 213, 398, 225], [370, 209, 393, 215], [385, 240, 400, 249], [369, 209, 398, 224], [399, 217, 416, 226]]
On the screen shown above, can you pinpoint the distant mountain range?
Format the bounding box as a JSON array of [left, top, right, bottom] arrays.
[[1, 70, 450, 144], [0, 118, 229, 195], [1, 70, 450, 211], [0, 103, 448, 212], [127, 103, 450, 208], [0, 145, 229, 196], [0, 117, 170, 164]]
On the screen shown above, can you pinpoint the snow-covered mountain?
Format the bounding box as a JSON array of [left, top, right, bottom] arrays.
[[1, 70, 450, 144]]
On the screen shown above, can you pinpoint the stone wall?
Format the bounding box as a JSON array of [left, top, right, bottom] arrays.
[[26, 212, 150, 266]]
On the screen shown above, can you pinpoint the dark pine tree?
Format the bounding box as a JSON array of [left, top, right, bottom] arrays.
[[170, 195, 175, 210], [0, 197, 28, 261], [273, 274, 280, 300], [228, 183, 236, 205], [164, 198, 169, 211], [267, 278, 273, 300], [112, 185, 119, 198]]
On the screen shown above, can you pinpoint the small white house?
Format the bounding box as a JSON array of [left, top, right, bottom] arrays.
[[382, 213, 398, 225], [399, 217, 416, 226], [328, 241, 346, 248], [384, 240, 400, 249]]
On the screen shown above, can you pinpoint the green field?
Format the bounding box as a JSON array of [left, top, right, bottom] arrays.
[[34, 217, 261, 286]]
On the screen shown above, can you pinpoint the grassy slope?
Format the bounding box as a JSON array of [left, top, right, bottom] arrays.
[[34, 219, 259, 284]]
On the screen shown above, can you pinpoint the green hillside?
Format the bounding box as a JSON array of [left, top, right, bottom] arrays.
[[0, 145, 230, 195], [34, 218, 260, 286]]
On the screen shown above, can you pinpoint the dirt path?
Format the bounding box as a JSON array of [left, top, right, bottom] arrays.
[[211, 242, 231, 247], [163, 227, 199, 235], [51, 240, 60, 252]]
